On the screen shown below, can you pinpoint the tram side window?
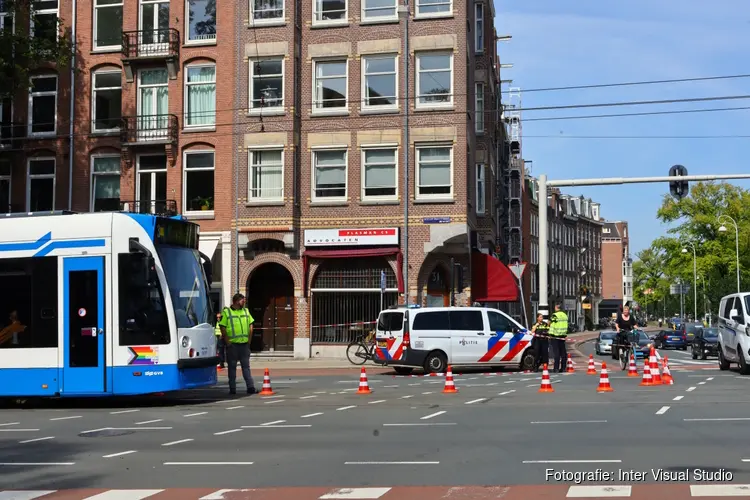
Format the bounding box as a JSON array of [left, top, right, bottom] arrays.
[[118, 253, 170, 346], [0, 257, 58, 349]]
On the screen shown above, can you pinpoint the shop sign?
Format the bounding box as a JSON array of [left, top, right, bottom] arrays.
[[304, 228, 399, 247]]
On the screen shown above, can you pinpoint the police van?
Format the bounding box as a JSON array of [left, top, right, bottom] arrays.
[[717, 292, 750, 374], [374, 305, 536, 375]]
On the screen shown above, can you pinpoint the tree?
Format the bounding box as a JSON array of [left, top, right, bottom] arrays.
[[0, 0, 73, 100]]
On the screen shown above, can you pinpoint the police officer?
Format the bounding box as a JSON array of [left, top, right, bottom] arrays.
[[549, 303, 569, 373], [218, 293, 257, 395], [531, 313, 549, 371], [214, 311, 225, 370]]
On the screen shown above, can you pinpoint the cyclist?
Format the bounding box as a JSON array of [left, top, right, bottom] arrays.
[[614, 305, 638, 361]]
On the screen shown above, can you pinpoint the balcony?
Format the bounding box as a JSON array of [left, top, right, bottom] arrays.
[[119, 199, 178, 217], [0, 122, 25, 151], [121, 115, 178, 145], [121, 29, 180, 82]]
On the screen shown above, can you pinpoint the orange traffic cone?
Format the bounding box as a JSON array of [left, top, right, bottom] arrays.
[[639, 360, 654, 386], [586, 355, 597, 375], [597, 363, 613, 392], [356, 367, 372, 394], [649, 348, 662, 384], [259, 368, 275, 395], [566, 354, 575, 373], [662, 357, 674, 385], [627, 354, 639, 377], [442, 365, 458, 393], [539, 364, 554, 393]]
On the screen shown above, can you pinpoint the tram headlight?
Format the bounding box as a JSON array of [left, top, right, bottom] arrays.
[[181, 336, 190, 349]]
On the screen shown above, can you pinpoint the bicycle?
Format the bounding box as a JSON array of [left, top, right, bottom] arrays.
[[346, 330, 377, 365], [617, 330, 641, 371]]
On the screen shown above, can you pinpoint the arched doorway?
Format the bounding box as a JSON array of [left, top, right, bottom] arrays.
[[425, 265, 450, 307], [246, 263, 295, 352]]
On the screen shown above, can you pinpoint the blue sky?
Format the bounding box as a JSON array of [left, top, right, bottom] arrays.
[[493, 0, 750, 255]]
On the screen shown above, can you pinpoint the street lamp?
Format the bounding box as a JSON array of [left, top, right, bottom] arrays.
[[681, 241, 698, 321], [718, 214, 740, 293]]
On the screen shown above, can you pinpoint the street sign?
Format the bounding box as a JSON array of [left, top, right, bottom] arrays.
[[509, 262, 527, 280], [669, 283, 690, 295], [380, 270, 386, 293]]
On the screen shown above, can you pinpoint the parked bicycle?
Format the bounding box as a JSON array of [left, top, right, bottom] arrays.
[[346, 330, 377, 365]]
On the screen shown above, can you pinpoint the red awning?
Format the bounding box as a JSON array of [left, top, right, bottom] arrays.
[[471, 252, 519, 302], [302, 246, 404, 296]]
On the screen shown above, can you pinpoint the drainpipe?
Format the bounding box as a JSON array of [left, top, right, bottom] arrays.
[[398, 4, 409, 304], [67, 0, 77, 211]]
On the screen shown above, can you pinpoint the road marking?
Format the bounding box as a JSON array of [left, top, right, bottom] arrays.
[[82, 490, 166, 499], [0, 462, 74, 466], [162, 439, 193, 447], [383, 385, 399, 388], [183, 412, 207, 418], [530, 420, 607, 424], [0, 422, 19, 427], [688, 418, 750, 422], [345, 461, 439, 465], [103, 450, 137, 458], [686, 386, 696, 392], [526, 384, 537, 387], [400, 395, 414, 399], [264, 399, 284, 404], [109, 409, 139, 415], [690, 485, 750, 496], [242, 425, 312, 429], [135, 419, 163, 425], [673, 396, 684, 401], [0, 491, 57, 499], [263, 394, 285, 398], [164, 462, 254, 465], [214, 429, 242, 435], [504, 381, 516, 384], [567, 485, 631, 497], [49, 416, 81, 421], [422, 391, 434, 395], [0, 429, 39, 432], [698, 381, 706, 385], [314, 391, 327, 394], [499, 390, 516, 395], [320, 487, 393, 499], [337, 405, 357, 411], [19, 436, 54, 444], [368, 400, 386, 405], [301, 412, 323, 418], [261, 420, 285, 426], [225, 406, 244, 410], [485, 382, 499, 386], [408, 383, 421, 386], [523, 460, 622, 464], [465, 398, 486, 405], [420, 411, 446, 420], [383, 423, 456, 427], [656, 406, 670, 415], [300, 395, 317, 399], [707, 377, 714, 381]]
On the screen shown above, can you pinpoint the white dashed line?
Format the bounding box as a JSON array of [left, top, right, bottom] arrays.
[[110, 409, 139, 415], [408, 383, 421, 386], [183, 412, 207, 418], [263, 394, 285, 399], [337, 405, 356, 411], [314, 391, 327, 394], [214, 429, 242, 435], [499, 390, 516, 396], [225, 406, 244, 410], [420, 411, 446, 420], [261, 420, 286, 426], [422, 391, 434, 395], [686, 387, 696, 392], [368, 400, 386, 405], [103, 450, 137, 458], [526, 384, 537, 387], [162, 439, 193, 447], [19, 436, 54, 444], [383, 385, 399, 388], [0, 422, 19, 427], [400, 395, 414, 399], [299, 395, 317, 399], [465, 398, 486, 405], [656, 406, 670, 415], [264, 400, 284, 404], [135, 419, 164, 425], [485, 382, 499, 386], [673, 396, 684, 401], [50, 416, 82, 421], [504, 381, 516, 384], [301, 413, 323, 419], [707, 377, 714, 381]]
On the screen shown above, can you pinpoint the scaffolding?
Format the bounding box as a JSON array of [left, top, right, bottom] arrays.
[[504, 87, 523, 264]]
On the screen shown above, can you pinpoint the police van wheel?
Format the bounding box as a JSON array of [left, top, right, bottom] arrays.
[[718, 347, 730, 371], [424, 351, 448, 374], [520, 350, 535, 371]]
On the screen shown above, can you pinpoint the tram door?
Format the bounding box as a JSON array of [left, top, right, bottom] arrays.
[[62, 256, 105, 394]]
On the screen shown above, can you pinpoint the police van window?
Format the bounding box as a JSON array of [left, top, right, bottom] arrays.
[[487, 311, 514, 332], [378, 312, 404, 332], [449, 310, 483, 331], [723, 298, 736, 319], [412, 310, 450, 330], [735, 298, 746, 324], [745, 296, 750, 318]]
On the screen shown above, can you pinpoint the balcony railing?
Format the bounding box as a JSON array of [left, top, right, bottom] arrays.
[[120, 115, 178, 145], [122, 28, 180, 60], [119, 199, 178, 217], [0, 122, 25, 149]]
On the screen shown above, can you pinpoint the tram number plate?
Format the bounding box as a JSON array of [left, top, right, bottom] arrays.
[[377, 340, 387, 348]]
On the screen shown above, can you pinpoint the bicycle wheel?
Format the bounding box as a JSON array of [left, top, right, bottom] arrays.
[[346, 342, 369, 365], [619, 347, 629, 371]]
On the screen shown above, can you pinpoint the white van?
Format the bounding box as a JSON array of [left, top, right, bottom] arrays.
[[373, 305, 536, 375], [717, 292, 750, 373]]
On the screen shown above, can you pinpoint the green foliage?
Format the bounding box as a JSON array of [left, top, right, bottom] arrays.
[[0, 0, 74, 100]]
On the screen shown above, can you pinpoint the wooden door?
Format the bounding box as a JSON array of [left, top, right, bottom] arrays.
[[274, 297, 294, 351]]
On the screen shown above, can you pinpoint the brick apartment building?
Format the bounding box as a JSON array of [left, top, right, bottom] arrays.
[[232, 0, 514, 357], [600, 220, 633, 319], [0, 0, 237, 313]]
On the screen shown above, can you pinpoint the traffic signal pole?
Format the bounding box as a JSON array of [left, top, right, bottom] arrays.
[[536, 172, 750, 322]]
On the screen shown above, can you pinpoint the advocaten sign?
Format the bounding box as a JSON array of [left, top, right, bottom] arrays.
[[304, 228, 399, 247]]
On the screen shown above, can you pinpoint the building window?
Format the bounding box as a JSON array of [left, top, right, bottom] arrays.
[[475, 83, 484, 133], [313, 0, 346, 24], [92, 70, 122, 132], [475, 2, 483, 52], [186, 0, 216, 43], [362, 0, 397, 20], [475, 164, 485, 214], [93, 0, 122, 49], [183, 151, 215, 212], [313, 59, 347, 111], [312, 149, 347, 201], [27, 158, 55, 212], [416, 52, 452, 108], [362, 55, 397, 111], [91, 155, 121, 212], [248, 149, 283, 201], [362, 147, 397, 200], [251, 0, 284, 22], [416, 0, 451, 16], [0, 1, 13, 33], [184, 64, 216, 127], [249, 59, 284, 111], [416, 144, 452, 199], [28, 75, 57, 135], [31, 0, 58, 44], [0, 160, 10, 213], [137, 69, 169, 140]]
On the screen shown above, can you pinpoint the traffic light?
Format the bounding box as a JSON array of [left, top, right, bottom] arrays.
[[669, 164, 689, 200]]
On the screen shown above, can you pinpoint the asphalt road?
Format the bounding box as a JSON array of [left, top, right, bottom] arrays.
[[2, 343, 750, 499]]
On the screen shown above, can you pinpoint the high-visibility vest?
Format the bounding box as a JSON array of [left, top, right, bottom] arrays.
[[214, 323, 221, 337], [549, 311, 568, 337], [220, 307, 253, 344]]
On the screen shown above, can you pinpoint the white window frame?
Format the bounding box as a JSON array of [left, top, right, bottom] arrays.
[[248, 57, 285, 114], [415, 52, 453, 110], [93, 0, 123, 50], [250, 0, 285, 25], [360, 145, 398, 202], [26, 157, 56, 212], [475, 82, 484, 133], [474, 2, 484, 53], [0, 159, 11, 210], [361, 54, 398, 113], [312, 0, 348, 26], [475, 163, 485, 214], [0, 3, 16, 35], [361, 0, 397, 22], [135, 153, 168, 214], [183, 63, 216, 128], [30, 0, 59, 41], [312, 58, 349, 114], [91, 69, 122, 133], [28, 74, 57, 136], [247, 146, 284, 202], [415, 0, 451, 18], [311, 147, 348, 202], [182, 149, 215, 215], [185, 0, 217, 44], [89, 154, 121, 212], [415, 142, 453, 200]]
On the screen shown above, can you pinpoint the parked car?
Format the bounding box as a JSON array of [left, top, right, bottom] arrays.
[[684, 322, 703, 345], [717, 292, 750, 374], [595, 330, 617, 355], [652, 329, 687, 350], [692, 327, 719, 359]]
